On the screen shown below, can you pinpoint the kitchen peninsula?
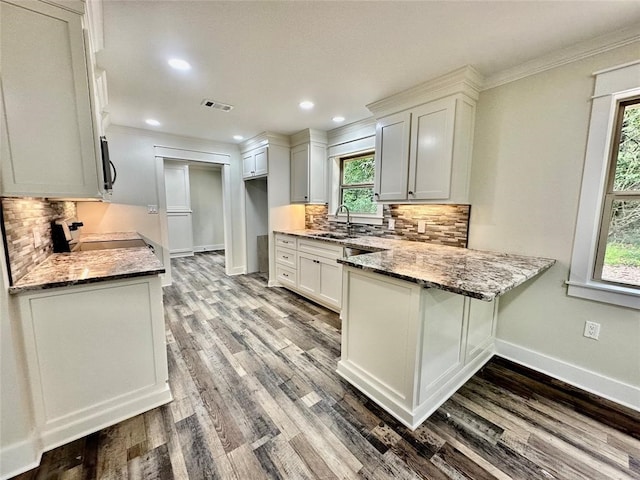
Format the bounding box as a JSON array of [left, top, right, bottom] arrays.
[[8, 233, 171, 453], [275, 230, 555, 429]]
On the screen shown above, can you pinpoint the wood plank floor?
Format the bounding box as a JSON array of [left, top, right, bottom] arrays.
[[13, 252, 640, 480]]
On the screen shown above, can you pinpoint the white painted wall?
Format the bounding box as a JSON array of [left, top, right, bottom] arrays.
[[469, 43, 640, 396], [190, 166, 224, 251], [77, 125, 245, 272]]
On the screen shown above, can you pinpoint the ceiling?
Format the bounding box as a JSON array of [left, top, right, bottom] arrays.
[[97, 1, 640, 144]]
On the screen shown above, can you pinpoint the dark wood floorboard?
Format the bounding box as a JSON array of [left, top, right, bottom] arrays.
[[12, 252, 640, 480]]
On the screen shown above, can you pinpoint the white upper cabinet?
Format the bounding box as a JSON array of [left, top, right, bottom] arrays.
[[0, 0, 102, 198], [242, 146, 268, 179], [290, 129, 327, 204], [374, 111, 410, 201], [368, 66, 481, 204]]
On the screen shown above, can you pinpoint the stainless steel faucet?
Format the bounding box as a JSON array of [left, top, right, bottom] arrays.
[[335, 204, 351, 235]]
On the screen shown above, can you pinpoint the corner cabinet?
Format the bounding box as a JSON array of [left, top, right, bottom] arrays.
[[0, 0, 103, 198], [242, 146, 268, 179], [290, 129, 328, 203], [369, 66, 481, 204]]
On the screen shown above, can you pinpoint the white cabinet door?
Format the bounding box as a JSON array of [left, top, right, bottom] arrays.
[[374, 111, 410, 201], [243, 152, 255, 178], [318, 257, 342, 309], [408, 98, 456, 200], [0, 0, 101, 198], [297, 253, 320, 296], [253, 146, 268, 177], [308, 143, 327, 203], [167, 212, 194, 257], [243, 146, 268, 179], [290, 143, 309, 202]]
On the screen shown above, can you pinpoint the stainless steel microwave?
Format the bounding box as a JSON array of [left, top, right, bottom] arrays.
[[100, 136, 116, 191]]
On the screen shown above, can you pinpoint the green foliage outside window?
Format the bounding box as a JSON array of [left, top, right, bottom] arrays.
[[340, 154, 377, 214]]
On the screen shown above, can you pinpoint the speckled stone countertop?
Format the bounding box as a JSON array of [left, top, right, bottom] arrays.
[[9, 233, 164, 294], [78, 231, 143, 242], [275, 229, 555, 301]]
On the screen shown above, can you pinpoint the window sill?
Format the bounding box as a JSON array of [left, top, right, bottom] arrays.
[[566, 280, 639, 310], [332, 214, 383, 226]]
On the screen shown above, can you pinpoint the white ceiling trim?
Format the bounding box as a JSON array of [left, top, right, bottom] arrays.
[[482, 25, 640, 91]]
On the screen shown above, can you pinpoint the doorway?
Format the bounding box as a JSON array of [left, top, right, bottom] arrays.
[[164, 160, 225, 258]]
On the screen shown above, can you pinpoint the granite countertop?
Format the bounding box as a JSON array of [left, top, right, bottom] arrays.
[[78, 231, 143, 242], [9, 232, 164, 294], [275, 229, 555, 301]]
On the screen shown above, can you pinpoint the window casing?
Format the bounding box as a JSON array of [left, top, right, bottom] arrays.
[[568, 61, 640, 309], [593, 99, 640, 289], [339, 153, 376, 215]]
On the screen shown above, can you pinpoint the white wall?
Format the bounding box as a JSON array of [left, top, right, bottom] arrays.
[[469, 43, 640, 399], [77, 125, 244, 271], [190, 166, 224, 251]]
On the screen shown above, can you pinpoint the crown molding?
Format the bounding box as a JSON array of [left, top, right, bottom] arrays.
[[483, 26, 640, 91], [327, 117, 376, 147], [366, 65, 483, 118], [240, 131, 290, 152], [290, 128, 328, 147]]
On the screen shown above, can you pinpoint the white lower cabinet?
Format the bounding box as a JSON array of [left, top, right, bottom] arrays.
[[337, 266, 497, 430], [274, 234, 343, 311], [16, 276, 171, 450]]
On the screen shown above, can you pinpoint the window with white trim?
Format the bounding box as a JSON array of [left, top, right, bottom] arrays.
[[339, 152, 376, 214], [568, 61, 640, 309], [593, 99, 640, 288]]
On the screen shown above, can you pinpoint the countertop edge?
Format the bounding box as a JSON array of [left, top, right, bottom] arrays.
[[9, 268, 166, 295]]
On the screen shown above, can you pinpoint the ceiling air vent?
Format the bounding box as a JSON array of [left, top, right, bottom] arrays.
[[200, 99, 234, 112]]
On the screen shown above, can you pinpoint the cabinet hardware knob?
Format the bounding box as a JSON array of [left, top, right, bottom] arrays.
[[374, 193, 379, 197], [408, 191, 414, 196]]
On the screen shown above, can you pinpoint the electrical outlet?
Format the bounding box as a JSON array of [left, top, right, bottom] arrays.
[[309, 215, 314, 223], [33, 230, 41, 248], [417, 220, 426, 233], [388, 218, 395, 230], [147, 205, 158, 214], [583, 321, 601, 340]]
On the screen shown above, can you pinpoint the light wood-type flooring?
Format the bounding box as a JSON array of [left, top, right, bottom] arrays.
[[13, 252, 640, 479]]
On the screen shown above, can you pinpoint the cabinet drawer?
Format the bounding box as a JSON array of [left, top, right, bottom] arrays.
[[276, 265, 296, 287], [275, 234, 297, 249], [298, 239, 343, 260], [275, 247, 296, 268]]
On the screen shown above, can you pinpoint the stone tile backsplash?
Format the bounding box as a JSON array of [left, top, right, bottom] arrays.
[[305, 204, 470, 248], [1, 197, 76, 283]]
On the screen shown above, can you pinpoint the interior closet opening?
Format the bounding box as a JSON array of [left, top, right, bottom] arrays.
[[245, 176, 268, 274], [164, 160, 225, 259]]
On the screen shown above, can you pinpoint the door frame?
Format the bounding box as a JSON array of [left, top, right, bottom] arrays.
[[154, 146, 232, 285]]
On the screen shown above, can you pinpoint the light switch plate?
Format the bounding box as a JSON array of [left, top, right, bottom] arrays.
[[417, 220, 426, 233], [388, 218, 395, 230]]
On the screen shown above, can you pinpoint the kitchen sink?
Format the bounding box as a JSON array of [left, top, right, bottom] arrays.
[[72, 239, 148, 251]]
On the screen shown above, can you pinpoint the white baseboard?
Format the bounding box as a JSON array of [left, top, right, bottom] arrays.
[[193, 244, 224, 252], [0, 435, 41, 480], [494, 339, 640, 412], [226, 266, 246, 276]]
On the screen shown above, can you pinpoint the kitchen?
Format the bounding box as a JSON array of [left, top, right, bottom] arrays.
[[1, 1, 639, 479]]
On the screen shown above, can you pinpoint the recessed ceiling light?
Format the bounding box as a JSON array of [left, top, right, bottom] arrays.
[[299, 101, 314, 110], [145, 119, 161, 126], [233, 135, 244, 141], [168, 58, 191, 71], [332, 116, 345, 123]]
